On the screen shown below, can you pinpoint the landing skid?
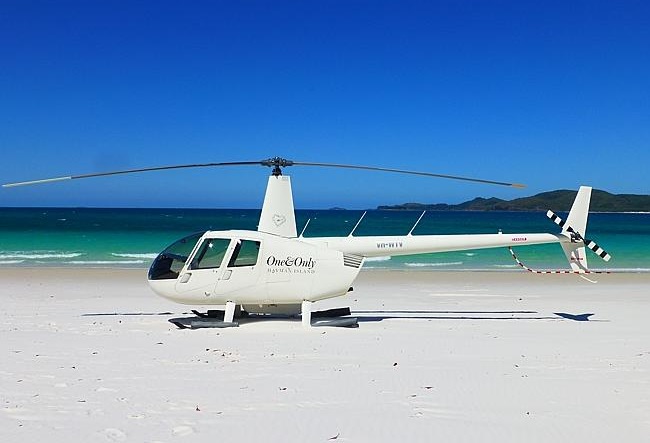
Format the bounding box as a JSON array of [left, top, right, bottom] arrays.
[[170, 317, 239, 329], [310, 307, 358, 328], [312, 307, 352, 318], [170, 306, 358, 329], [191, 307, 247, 318], [311, 317, 358, 328]]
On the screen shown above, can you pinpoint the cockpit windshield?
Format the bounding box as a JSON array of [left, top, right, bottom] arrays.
[[148, 232, 203, 280]]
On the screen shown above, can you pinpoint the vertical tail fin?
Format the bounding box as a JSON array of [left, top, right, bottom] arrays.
[[258, 175, 298, 238], [546, 186, 611, 272], [560, 186, 592, 271]]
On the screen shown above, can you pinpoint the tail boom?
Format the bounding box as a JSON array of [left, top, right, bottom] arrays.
[[307, 232, 565, 258], [304, 185, 609, 274]]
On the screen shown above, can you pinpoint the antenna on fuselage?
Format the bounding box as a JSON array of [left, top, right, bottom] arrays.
[[407, 211, 427, 236], [348, 212, 367, 237], [299, 219, 311, 238]]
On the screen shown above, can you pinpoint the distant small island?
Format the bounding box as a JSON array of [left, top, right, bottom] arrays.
[[378, 189, 650, 212]]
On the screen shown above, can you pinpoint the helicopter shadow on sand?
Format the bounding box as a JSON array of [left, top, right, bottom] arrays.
[[352, 310, 602, 323], [82, 311, 176, 317], [81, 310, 603, 324]]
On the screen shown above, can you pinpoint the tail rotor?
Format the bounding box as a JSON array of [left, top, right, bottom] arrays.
[[508, 187, 611, 277], [546, 209, 611, 262], [550, 186, 610, 271]]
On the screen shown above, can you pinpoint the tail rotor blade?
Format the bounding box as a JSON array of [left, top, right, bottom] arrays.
[[584, 239, 612, 262], [546, 210, 568, 229], [546, 210, 611, 262], [547, 210, 581, 238]]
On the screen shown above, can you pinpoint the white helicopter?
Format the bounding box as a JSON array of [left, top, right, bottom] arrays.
[[4, 157, 611, 328]]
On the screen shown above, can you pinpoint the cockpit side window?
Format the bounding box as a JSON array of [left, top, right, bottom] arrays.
[[228, 239, 260, 267], [190, 238, 231, 270]]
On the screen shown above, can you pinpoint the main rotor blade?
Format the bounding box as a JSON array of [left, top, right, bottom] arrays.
[[292, 161, 526, 188], [3, 156, 525, 189], [2, 161, 262, 187]]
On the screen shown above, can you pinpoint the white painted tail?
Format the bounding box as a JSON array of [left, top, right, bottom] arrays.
[[561, 186, 592, 271], [258, 175, 298, 238]]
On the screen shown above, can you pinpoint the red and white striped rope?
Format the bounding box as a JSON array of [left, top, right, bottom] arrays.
[[507, 247, 610, 274]]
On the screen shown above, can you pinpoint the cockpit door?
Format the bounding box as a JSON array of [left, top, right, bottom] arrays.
[[212, 238, 263, 298], [174, 237, 233, 297]]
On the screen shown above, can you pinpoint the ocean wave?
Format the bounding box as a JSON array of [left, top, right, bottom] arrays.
[[111, 253, 158, 259], [0, 251, 84, 259], [365, 256, 391, 262], [0, 260, 25, 264], [405, 261, 464, 267], [464, 253, 476, 256], [607, 268, 650, 272], [64, 260, 146, 265]]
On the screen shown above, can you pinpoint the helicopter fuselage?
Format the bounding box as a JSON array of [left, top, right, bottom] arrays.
[[147, 230, 363, 306], [147, 227, 567, 308]]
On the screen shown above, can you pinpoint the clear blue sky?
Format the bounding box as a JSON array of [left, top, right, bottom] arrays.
[[1, 0, 648, 208]]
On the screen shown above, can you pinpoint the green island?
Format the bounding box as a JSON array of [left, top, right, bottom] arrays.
[[378, 189, 650, 212]]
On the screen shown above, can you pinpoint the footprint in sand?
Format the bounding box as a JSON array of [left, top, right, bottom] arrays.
[[172, 425, 195, 437], [100, 428, 127, 442]]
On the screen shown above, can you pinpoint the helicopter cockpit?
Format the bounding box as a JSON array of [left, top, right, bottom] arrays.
[[148, 232, 262, 281]]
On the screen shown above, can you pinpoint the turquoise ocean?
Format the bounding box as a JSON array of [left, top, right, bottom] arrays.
[[1, 208, 649, 272]]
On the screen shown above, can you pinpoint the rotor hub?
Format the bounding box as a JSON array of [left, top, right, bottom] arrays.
[[261, 157, 294, 176]]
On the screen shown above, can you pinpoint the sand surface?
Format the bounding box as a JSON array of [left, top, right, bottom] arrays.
[[1, 268, 649, 442]]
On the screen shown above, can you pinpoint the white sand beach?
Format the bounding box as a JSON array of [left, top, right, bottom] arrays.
[[1, 268, 649, 442]]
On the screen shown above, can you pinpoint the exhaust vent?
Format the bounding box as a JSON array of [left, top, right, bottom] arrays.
[[343, 253, 363, 268]]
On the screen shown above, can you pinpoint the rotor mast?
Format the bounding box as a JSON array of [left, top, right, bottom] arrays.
[[257, 158, 298, 238]]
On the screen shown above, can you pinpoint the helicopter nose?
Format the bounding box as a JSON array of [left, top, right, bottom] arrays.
[[147, 278, 178, 301]]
